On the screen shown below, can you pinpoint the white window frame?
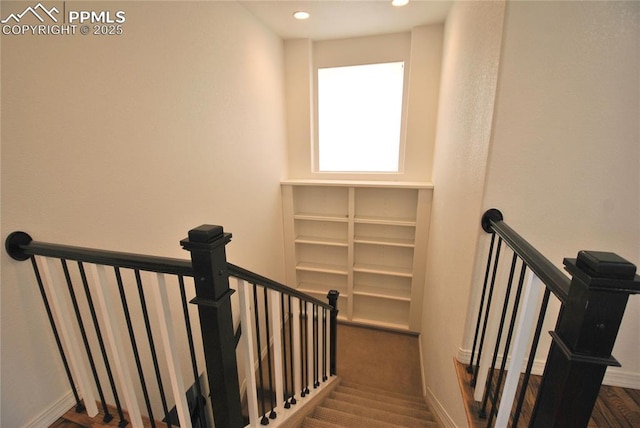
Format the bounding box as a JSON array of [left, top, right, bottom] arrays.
[[316, 61, 407, 173], [312, 34, 411, 178]]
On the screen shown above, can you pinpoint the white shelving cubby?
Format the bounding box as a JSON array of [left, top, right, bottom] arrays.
[[281, 180, 432, 331]]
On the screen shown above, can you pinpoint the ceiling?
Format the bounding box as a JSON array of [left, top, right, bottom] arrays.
[[239, 0, 452, 41]]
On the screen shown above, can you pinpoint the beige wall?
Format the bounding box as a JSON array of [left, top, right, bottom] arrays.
[[420, 1, 506, 426], [284, 26, 442, 181], [1, 2, 287, 426], [423, 0, 639, 425], [478, 0, 640, 382]]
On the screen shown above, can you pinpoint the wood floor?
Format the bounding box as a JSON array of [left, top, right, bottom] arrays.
[[455, 359, 640, 427], [50, 403, 157, 428]]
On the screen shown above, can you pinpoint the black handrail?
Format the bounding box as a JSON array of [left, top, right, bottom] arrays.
[[472, 210, 640, 427], [6, 232, 332, 309], [481, 209, 570, 303], [228, 263, 332, 310], [7, 227, 339, 428], [6, 231, 193, 276]]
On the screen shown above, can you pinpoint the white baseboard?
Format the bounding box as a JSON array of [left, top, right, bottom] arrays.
[[22, 390, 75, 428], [602, 367, 640, 389], [425, 387, 458, 428], [456, 347, 640, 389]]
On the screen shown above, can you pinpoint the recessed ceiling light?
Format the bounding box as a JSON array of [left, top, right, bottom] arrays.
[[391, 0, 409, 6], [293, 11, 310, 20]]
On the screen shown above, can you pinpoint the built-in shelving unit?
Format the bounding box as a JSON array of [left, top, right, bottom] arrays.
[[281, 180, 433, 332]]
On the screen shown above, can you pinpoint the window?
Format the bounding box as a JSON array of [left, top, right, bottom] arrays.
[[317, 61, 406, 173]]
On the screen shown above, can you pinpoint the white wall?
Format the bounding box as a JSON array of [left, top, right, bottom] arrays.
[[478, 0, 640, 383], [1, 2, 287, 426], [420, 2, 505, 426]]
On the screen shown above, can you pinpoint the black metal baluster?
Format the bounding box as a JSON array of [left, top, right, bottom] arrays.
[[299, 299, 305, 397], [263, 288, 277, 420], [480, 252, 517, 419], [134, 270, 172, 428], [253, 284, 269, 425], [178, 276, 206, 428], [77, 262, 126, 426], [61, 260, 112, 422], [30, 258, 85, 413], [114, 267, 155, 427], [512, 288, 551, 428], [472, 237, 503, 387], [322, 307, 328, 382], [327, 291, 339, 376], [468, 233, 497, 374], [288, 296, 297, 405], [305, 302, 310, 395], [280, 294, 291, 409], [300, 301, 310, 396], [487, 261, 528, 427], [313, 305, 319, 388]]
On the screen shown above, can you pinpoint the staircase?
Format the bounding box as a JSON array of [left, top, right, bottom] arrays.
[[301, 381, 438, 427]]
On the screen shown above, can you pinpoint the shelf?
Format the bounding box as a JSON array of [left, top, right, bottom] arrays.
[[353, 263, 412, 278], [294, 213, 349, 222], [354, 236, 415, 248], [354, 215, 416, 226], [353, 272, 411, 300], [282, 179, 433, 189], [296, 262, 348, 276], [353, 295, 410, 328], [300, 288, 348, 320], [283, 182, 432, 331], [296, 236, 348, 247], [293, 186, 348, 219], [298, 282, 347, 296], [353, 288, 411, 302], [297, 271, 348, 300]]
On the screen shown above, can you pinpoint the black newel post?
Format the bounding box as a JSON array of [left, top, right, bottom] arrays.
[[181, 225, 244, 428], [327, 290, 340, 376], [530, 251, 640, 428]]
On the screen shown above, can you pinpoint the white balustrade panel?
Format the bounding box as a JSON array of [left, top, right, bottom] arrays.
[[237, 279, 260, 427], [268, 289, 285, 413], [88, 263, 143, 427], [494, 272, 545, 427], [38, 256, 99, 417], [150, 273, 192, 428]]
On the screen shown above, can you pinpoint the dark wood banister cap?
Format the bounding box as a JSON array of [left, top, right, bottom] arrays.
[[181, 225, 232, 251], [188, 225, 225, 243], [574, 250, 636, 279], [564, 251, 640, 293]]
